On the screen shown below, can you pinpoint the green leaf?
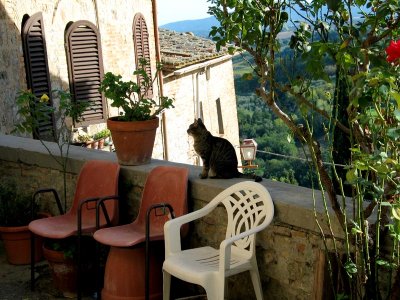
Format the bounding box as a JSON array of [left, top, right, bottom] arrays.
[[390, 91, 400, 108], [242, 73, 253, 80], [392, 207, 400, 221], [351, 227, 363, 235], [346, 168, 358, 183], [394, 109, 400, 121], [344, 260, 357, 277]]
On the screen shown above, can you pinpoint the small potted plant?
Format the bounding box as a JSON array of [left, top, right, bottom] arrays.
[[76, 133, 91, 148], [101, 128, 111, 145], [99, 59, 174, 165], [0, 179, 49, 265], [42, 237, 97, 297], [92, 129, 110, 149]]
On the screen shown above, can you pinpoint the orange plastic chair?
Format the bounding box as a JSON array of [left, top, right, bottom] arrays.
[[29, 160, 120, 299], [93, 165, 189, 300]]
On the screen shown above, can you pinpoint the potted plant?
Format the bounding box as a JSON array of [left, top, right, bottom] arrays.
[[92, 129, 110, 149], [0, 179, 49, 265], [99, 59, 174, 165], [77, 133, 91, 145], [42, 237, 97, 297]]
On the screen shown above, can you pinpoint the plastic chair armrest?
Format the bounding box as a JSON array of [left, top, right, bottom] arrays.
[[96, 195, 120, 229], [219, 224, 267, 272], [77, 196, 102, 234], [164, 204, 216, 257], [32, 188, 64, 216]]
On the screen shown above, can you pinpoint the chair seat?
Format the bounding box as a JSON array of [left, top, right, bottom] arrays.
[[163, 246, 252, 283], [93, 221, 164, 247], [29, 215, 98, 239]]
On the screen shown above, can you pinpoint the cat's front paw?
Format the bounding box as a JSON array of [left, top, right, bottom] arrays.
[[199, 173, 208, 179]]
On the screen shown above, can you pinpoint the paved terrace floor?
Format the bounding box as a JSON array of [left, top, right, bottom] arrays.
[[0, 240, 94, 300], [0, 240, 208, 300]]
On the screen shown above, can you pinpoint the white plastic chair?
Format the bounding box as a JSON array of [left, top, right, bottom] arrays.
[[163, 181, 274, 300]]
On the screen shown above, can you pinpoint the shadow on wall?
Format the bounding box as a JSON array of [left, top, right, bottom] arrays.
[[0, 1, 107, 140]]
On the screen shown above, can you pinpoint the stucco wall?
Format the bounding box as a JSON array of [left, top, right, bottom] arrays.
[[0, 134, 345, 299], [163, 57, 240, 165]]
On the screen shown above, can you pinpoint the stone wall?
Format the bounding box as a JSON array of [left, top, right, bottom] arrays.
[[0, 134, 346, 299], [0, 0, 160, 147]]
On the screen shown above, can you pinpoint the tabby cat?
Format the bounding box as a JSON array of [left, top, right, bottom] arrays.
[[187, 118, 262, 182]]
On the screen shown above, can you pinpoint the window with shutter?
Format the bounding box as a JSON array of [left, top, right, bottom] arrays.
[[65, 20, 106, 125], [133, 13, 153, 98], [216, 98, 224, 134], [21, 12, 55, 140]]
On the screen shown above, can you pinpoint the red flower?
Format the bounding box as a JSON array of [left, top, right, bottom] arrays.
[[386, 40, 400, 63]]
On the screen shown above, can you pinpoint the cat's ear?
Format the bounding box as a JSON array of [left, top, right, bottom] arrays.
[[197, 118, 203, 124]]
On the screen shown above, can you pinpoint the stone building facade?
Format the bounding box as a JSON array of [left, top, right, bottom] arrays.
[[159, 29, 240, 165], [0, 0, 240, 165], [1, 0, 157, 133]]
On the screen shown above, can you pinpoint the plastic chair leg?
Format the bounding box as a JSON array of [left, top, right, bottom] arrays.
[[145, 203, 175, 300], [205, 282, 224, 300], [249, 269, 264, 300], [163, 271, 171, 300], [95, 241, 101, 300]]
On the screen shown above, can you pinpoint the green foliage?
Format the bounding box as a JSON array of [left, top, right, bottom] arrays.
[[236, 94, 316, 188], [209, 0, 400, 298], [14, 89, 89, 212], [0, 178, 38, 227], [99, 59, 174, 121], [93, 128, 110, 140], [15, 90, 88, 140]]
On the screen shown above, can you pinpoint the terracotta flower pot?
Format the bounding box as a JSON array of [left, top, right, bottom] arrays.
[[91, 140, 99, 149], [42, 240, 96, 297], [107, 117, 159, 165], [42, 245, 78, 297], [0, 212, 50, 265], [98, 138, 105, 149], [101, 242, 164, 300]]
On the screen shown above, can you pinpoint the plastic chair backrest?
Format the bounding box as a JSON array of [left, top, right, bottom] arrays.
[[68, 160, 120, 226], [215, 182, 273, 257], [136, 166, 188, 232]]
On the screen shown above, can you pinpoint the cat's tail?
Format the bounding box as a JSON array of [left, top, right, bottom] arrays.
[[237, 172, 263, 182]]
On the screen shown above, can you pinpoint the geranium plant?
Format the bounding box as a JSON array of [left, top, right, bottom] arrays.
[[386, 40, 400, 65], [99, 59, 174, 121]]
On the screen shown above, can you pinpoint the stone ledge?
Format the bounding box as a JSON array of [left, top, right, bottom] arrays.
[[0, 133, 342, 236]]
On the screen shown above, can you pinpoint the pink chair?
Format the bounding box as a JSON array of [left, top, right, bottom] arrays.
[[29, 160, 120, 299], [93, 165, 189, 300]]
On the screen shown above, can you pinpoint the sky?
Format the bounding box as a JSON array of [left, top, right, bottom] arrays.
[[157, 0, 210, 25]]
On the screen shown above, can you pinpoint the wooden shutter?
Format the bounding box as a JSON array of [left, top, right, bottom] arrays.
[[21, 12, 54, 140], [65, 20, 106, 125], [133, 13, 153, 98]]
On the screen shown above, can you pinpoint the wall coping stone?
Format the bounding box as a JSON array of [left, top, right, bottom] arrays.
[[0, 133, 343, 236]]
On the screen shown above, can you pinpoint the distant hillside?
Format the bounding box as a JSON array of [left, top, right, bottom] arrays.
[[160, 15, 294, 39], [160, 16, 218, 38], [160, 6, 365, 39]]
